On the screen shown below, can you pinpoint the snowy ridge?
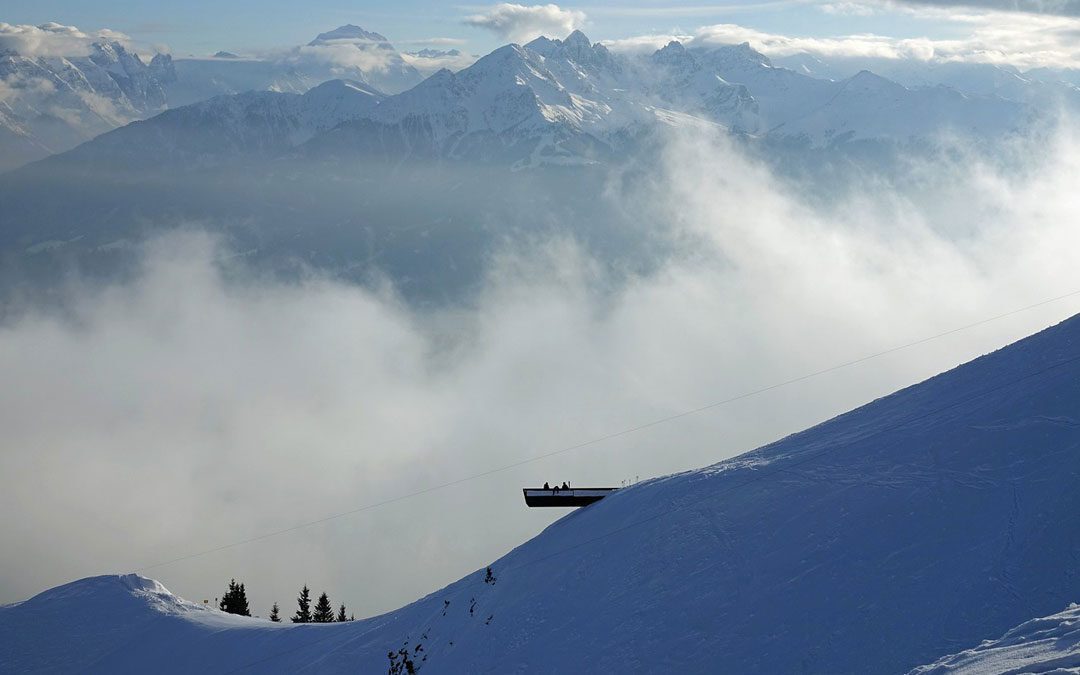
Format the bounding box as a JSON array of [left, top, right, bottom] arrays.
[[3, 314, 1079, 672], [910, 604, 1080, 674], [53, 78, 385, 167]]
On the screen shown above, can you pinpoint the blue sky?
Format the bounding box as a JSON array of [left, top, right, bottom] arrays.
[[2, 0, 969, 56], [3, 1, 1079, 72]]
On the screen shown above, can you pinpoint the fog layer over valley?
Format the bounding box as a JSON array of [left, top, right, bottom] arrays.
[[2, 122, 1079, 618]]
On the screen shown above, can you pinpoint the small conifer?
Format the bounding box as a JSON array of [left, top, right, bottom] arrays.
[[291, 585, 312, 623], [312, 591, 335, 623]]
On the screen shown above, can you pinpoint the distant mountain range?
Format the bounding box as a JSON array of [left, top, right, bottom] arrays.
[[16, 30, 1041, 172], [0, 24, 425, 172], [0, 27, 1070, 300]]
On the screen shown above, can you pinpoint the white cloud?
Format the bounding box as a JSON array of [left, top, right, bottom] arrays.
[[692, 23, 940, 60], [402, 51, 479, 76], [399, 37, 470, 47], [464, 3, 587, 43], [0, 22, 131, 58], [896, 0, 1080, 16], [291, 43, 397, 74], [600, 33, 694, 53], [603, 13, 1080, 70]]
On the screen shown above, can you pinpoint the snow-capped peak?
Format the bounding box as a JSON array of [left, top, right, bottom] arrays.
[[563, 29, 591, 50], [309, 24, 390, 46]]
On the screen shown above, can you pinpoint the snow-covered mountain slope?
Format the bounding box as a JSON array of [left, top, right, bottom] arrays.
[[673, 42, 1029, 144], [345, 39, 625, 164], [0, 24, 423, 172], [0, 37, 173, 171], [772, 70, 1026, 144], [772, 53, 1080, 110], [52, 79, 385, 167], [4, 314, 1079, 673], [910, 604, 1080, 674], [658, 41, 834, 132], [646, 41, 761, 133]]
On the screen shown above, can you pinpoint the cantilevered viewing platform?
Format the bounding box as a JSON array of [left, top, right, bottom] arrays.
[[522, 487, 619, 507]]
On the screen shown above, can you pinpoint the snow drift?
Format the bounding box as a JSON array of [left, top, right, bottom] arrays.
[[3, 314, 1079, 673], [910, 603, 1080, 674]]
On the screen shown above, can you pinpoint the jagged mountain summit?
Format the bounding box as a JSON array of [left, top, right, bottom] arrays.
[[309, 24, 392, 45], [3, 314, 1079, 672]]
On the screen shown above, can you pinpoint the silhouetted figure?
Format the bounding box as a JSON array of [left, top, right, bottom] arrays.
[[543, 482, 550, 489], [561, 481, 569, 490]]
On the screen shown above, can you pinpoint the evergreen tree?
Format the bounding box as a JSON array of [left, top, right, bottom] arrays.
[[269, 602, 281, 623], [218, 579, 251, 616], [312, 591, 334, 623], [292, 585, 312, 623], [336, 603, 348, 622]]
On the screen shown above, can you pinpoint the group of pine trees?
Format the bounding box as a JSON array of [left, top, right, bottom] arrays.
[[288, 584, 354, 623], [218, 579, 251, 616], [217, 580, 354, 622]]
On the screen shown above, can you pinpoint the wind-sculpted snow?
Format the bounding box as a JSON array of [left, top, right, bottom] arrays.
[[3, 315, 1079, 673], [910, 604, 1080, 674]]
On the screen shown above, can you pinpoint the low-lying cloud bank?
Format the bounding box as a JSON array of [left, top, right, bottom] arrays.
[[0, 21, 132, 58], [603, 11, 1080, 71], [2, 125, 1080, 619]]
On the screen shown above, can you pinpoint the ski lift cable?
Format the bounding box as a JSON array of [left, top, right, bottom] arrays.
[[137, 288, 1080, 572], [221, 350, 1080, 674]]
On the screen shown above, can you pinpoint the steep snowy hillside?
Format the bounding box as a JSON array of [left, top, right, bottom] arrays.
[[910, 604, 1080, 674], [3, 314, 1078, 673]]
